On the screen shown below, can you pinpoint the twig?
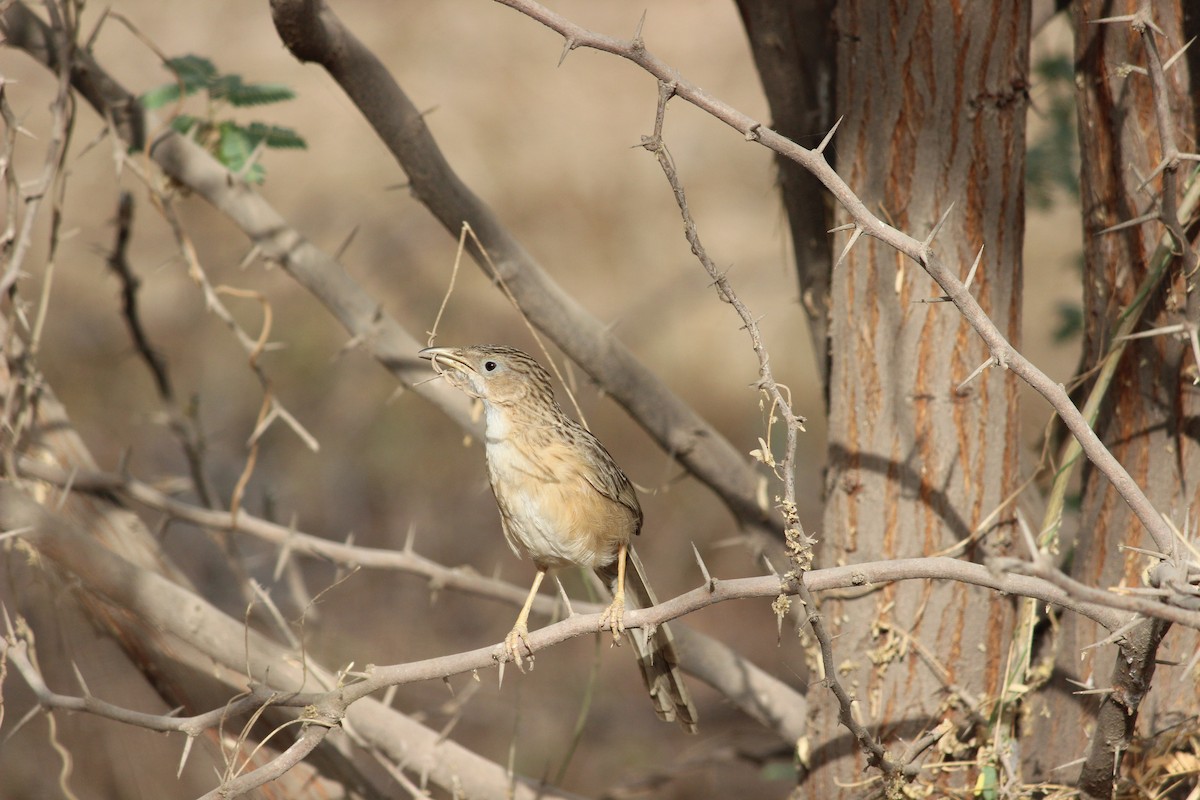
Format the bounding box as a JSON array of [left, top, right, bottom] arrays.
[[640, 81, 812, 572], [103, 192, 171, 398]]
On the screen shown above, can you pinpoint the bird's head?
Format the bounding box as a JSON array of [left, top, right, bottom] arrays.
[[418, 345, 555, 408]]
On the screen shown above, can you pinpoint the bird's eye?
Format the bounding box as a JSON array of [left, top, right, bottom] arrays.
[[483, 360, 498, 372]]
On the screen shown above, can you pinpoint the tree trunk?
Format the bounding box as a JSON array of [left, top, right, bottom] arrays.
[[811, 2, 1029, 792], [1023, 1, 1199, 788]]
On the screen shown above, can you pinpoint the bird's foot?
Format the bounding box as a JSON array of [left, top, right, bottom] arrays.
[[600, 595, 625, 645], [505, 622, 534, 671]]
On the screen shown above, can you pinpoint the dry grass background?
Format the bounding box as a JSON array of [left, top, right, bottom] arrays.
[[0, 3, 1081, 797]]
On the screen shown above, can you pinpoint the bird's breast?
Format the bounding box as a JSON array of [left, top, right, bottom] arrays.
[[484, 435, 634, 570]]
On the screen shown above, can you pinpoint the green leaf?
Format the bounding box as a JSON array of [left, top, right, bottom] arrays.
[[166, 55, 218, 87], [207, 75, 296, 107], [169, 114, 202, 137], [1034, 53, 1073, 84], [217, 122, 265, 183], [224, 82, 297, 108], [207, 74, 244, 103], [1027, 53, 1080, 209], [243, 123, 306, 150], [758, 762, 795, 782], [140, 55, 218, 110], [140, 83, 183, 110], [1053, 302, 1083, 343]]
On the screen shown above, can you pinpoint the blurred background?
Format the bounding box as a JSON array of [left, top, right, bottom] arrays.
[[1, 2, 1082, 797]]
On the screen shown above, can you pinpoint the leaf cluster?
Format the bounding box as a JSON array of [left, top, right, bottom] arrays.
[[140, 55, 306, 183]]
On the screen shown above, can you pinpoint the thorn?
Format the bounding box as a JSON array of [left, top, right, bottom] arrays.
[[71, 661, 90, 696], [1163, 37, 1196, 72], [632, 9, 647, 46], [443, 676, 455, 696], [273, 516, 298, 582], [816, 115, 843, 155], [1138, 12, 1165, 37], [8, 704, 41, 742], [761, 553, 781, 578], [1097, 211, 1159, 235], [1089, 14, 1137, 25], [923, 202, 956, 250], [956, 356, 994, 394], [1015, 509, 1040, 560], [1082, 617, 1143, 651], [1073, 687, 1114, 696], [1137, 158, 1172, 192], [557, 37, 577, 67], [554, 576, 575, 617], [1052, 756, 1088, 772], [334, 224, 360, 261], [0, 526, 32, 543], [827, 222, 856, 234], [914, 295, 951, 304], [404, 523, 417, 554], [237, 244, 263, 271], [497, 658, 505, 690], [177, 735, 195, 779], [692, 541, 716, 591], [833, 227, 864, 270], [964, 244, 985, 290], [1114, 323, 1185, 342]]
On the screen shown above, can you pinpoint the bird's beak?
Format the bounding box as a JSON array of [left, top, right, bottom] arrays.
[[418, 347, 472, 373]]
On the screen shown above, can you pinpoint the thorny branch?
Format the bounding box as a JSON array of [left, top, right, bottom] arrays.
[[0, 20, 73, 302], [1129, 3, 1200, 280], [21, 458, 1191, 631], [3, 631, 294, 741], [639, 81, 903, 779], [104, 192, 170, 398], [1070, 6, 1200, 796]]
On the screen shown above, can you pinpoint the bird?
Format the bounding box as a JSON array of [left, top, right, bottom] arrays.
[[418, 344, 697, 732]]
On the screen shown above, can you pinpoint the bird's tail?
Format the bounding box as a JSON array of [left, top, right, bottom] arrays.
[[596, 548, 698, 733]]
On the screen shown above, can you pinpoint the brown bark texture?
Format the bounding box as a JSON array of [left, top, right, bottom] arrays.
[[814, 2, 1029, 792], [1023, 0, 1199, 786]]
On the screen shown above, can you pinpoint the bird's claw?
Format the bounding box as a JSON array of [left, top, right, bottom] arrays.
[[505, 623, 534, 671], [600, 596, 625, 646]]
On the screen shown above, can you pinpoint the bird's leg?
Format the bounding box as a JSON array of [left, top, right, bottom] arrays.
[[506, 567, 546, 670], [600, 541, 627, 644]]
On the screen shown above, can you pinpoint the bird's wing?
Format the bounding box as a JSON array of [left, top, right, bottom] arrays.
[[573, 427, 643, 532]]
